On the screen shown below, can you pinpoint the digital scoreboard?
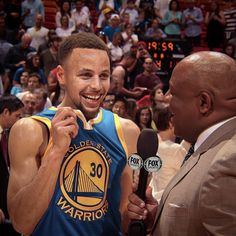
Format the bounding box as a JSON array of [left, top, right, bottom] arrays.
[[145, 39, 191, 75]]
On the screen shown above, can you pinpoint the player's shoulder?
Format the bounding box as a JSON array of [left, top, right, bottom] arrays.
[[10, 117, 47, 139], [119, 116, 140, 136]]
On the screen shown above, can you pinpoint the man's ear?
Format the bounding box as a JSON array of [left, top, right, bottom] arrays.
[[3, 108, 10, 117], [57, 65, 65, 86], [199, 91, 213, 116]]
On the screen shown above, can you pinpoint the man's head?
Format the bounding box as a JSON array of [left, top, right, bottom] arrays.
[[27, 73, 41, 91], [143, 57, 153, 73], [0, 95, 24, 129], [20, 71, 29, 86], [110, 66, 125, 93], [21, 33, 32, 49], [110, 14, 120, 27], [169, 51, 236, 143], [21, 92, 36, 117], [35, 14, 43, 28], [33, 88, 48, 113], [102, 93, 115, 111], [57, 32, 111, 120], [112, 94, 128, 118], [186, 0, 196, 9]]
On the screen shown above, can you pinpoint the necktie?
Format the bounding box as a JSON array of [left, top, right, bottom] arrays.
[[181, 143, 195, 166], [1, 130, 9, 167]]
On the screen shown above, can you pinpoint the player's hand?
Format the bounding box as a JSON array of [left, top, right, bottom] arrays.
[[51, 107, 79, 155]]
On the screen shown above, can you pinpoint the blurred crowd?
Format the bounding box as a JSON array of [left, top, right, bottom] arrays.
[[0, 0, 235, 117]]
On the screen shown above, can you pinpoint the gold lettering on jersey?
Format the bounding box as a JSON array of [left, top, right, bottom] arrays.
[[57, 196, 109, 221], [65, 140, 112, 164], [59, 144, 111, 221]]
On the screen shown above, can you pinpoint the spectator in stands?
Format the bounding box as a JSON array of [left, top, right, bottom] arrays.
[[4, 33, 36, 82], [149, 106, 186, 203], [99, 7, 113, 31], [21, 0, 45, 29], [55, 14, 75, 38], [27, 14, 49, 51], [119, 41, 153, 90], [126, 97, 138, 121], [37, 29, 57, 54], [4, 0, 22, 44], [21, 91, 36, 117], [0, 29, 13, 65], [134, 106, 153, 130], [134, 9, 149, 40], [33, 87, 49, 113], [121, 0, 139, 27], [107, 32, 124, 65], [10, 71, 29, 96], [96, 0, 115, 31], [205, 1, 225, 50], [0, 63, 10, 94], [16, 72, 42, 100], [136, 83, 165, 109], [71, 0, 91, 32], [222, 42, 235, 59], [228, 30, 236, 58], [120, 12, 131, 31], [12, 52, 46, 85], [145, 18, 166, 40], [162, 0, 182, 38], [150, 83, 166, 109], [40, 34, 61, 78], [112, 94, 129, 118], [102, 92, 116, 111], [0, 95, 23, 236], [223, 0, 236, 40], [138, 0, 156, 22], [154, 0, 171, 19], [55, 0, 74, 29], [103, 13, 121, 43], [121, 23, 139, 54], [134, 57, 162, 93], [110, 65, 146, 99], [47, 67, 58, 95], [182, 0, 203, 47]]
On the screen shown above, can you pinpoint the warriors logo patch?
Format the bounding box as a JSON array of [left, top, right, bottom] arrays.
[[58, 143, 110, 221]]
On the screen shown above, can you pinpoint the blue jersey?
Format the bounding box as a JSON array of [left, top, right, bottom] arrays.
[[31, 107, 128, 236]]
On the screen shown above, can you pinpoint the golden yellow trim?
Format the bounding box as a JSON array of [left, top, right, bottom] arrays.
[[31, 116, 52, 130], [114, 114, 128, 158], [90, 109, 103, 125], [42, 137, 54, 160], [49, 106, 57, 111]]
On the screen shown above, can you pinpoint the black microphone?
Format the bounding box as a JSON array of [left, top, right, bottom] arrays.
[[127, 128, 159, 236]]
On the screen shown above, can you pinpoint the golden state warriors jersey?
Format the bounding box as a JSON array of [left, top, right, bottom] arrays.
[[31, 107, 128, 236]]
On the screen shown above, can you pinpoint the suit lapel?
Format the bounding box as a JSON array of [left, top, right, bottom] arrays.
[[151, 117, 236, 234]]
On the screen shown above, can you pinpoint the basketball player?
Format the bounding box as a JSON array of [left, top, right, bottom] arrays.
[[7, 32, 140, 236]]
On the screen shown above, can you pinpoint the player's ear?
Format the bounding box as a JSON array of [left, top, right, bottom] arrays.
[[57, 65, 66, 86]]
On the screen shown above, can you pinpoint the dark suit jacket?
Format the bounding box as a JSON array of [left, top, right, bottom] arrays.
[[151, 117, 236, 236], [0, 147, 9, 219], [0, 137, 20, 235]]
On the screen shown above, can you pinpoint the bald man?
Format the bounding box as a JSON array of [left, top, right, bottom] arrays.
[[110, 65, 147, 99], [4, 33, 36, 81], [127, 51, 236, 236]]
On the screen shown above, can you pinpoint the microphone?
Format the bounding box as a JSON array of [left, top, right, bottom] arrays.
[[127, 128, 160, 236]]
